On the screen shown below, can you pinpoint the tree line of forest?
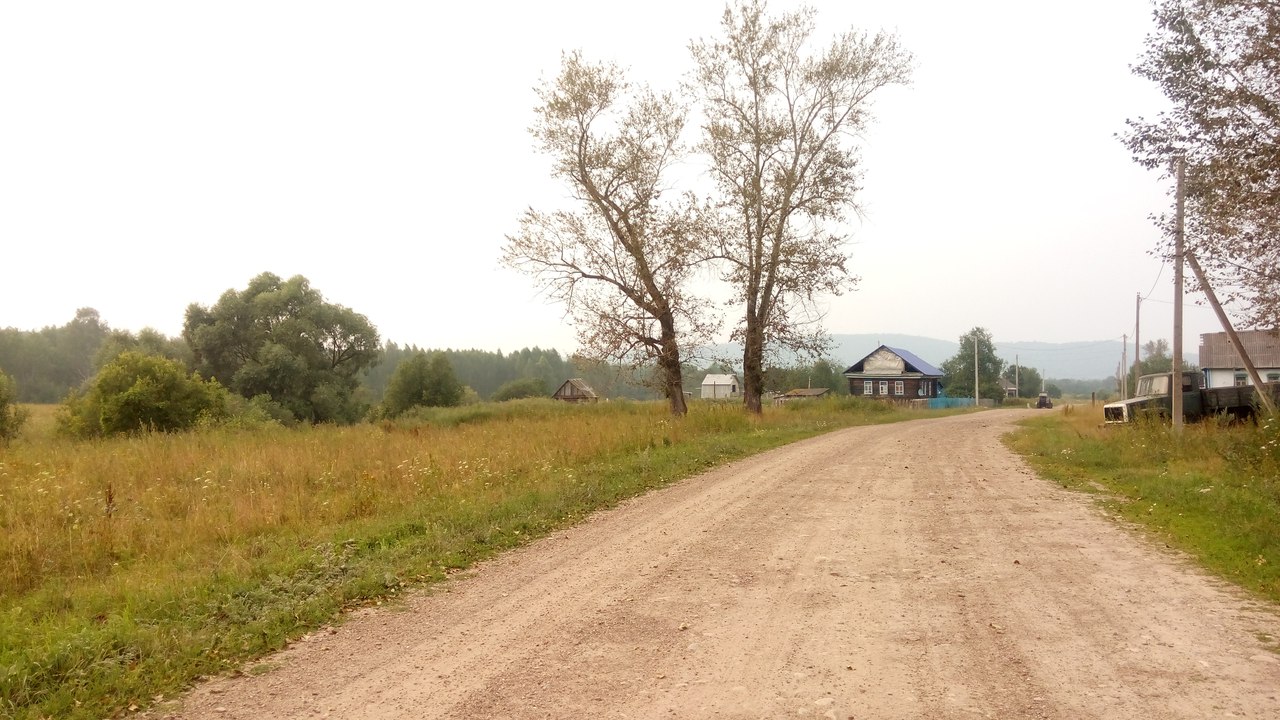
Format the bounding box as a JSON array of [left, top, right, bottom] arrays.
[[0, 270, 865, 442], [0, 306, 858, 409]]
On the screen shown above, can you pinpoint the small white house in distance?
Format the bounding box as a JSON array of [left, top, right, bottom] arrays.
[[1200, 330, 1280, 388], [700, 373, 739, 399]]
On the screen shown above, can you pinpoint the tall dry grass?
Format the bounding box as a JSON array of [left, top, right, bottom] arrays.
[[2, 400, 683, 597]]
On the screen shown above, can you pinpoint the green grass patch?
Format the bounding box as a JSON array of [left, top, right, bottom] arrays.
[[1, 397, 947, 719], [1005, 405, 1280, 605]]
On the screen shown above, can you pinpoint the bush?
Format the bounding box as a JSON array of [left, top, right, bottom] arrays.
[[58, 352, 232, 437], [380, 351, 463, 418], [491, 377, 548, 402], [0, 370, 29, 442]]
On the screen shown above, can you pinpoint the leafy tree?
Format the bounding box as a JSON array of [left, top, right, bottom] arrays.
[[93, 327, 192, 371], [1044, 383, 1063, 399], [183, 273, 380, 424], [1123, 0, 1280, 330], [502, 52, 715, 416], [941, 328, 1004, 400], [58, 351, 229, 437], [1123, 338, 1200, 393], [0, 370, 29, 443], [380, 351, 463, 418], [764, 359, 848, 395], [1001, 364, 1043, 399], [690, 1, 912, 413], [492, 377, 548, 402]]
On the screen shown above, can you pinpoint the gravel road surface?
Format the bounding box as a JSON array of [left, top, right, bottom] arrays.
[[166, 411, 1280, 719]]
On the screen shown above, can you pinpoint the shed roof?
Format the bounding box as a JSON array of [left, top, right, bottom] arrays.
[[780, 387, 831, 398], [553, 378, 598, 398], [701, 373, 738, 385]]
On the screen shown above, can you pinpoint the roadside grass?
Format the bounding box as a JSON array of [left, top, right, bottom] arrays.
[[1, 396, 945, 719], [1005, 404, 1280, 605]]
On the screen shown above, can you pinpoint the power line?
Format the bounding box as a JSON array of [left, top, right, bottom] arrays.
[[1142, 260, 1167, 301]]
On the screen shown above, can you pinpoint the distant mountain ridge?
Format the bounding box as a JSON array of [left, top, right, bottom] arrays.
[[707, 333, 1196, 381]]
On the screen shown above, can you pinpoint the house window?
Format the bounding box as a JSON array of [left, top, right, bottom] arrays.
[[1235, 373, 1248, 387], [878, 380, 888, 395], [863, 380, 873, 395], [1268, 373, 1280, 383], [894, 380, 904, 396]]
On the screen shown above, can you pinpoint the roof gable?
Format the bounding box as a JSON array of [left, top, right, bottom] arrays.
[[553, 378, 597, 398], [701, 374, 738, 385], [843, 345, 943, 378]]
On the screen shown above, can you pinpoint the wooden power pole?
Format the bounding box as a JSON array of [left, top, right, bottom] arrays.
[[1172, 158, 1185, 432], [1134, 292, 1141, 388]]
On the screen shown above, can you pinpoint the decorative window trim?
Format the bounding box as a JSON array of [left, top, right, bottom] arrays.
[[863, 380, 873, 395], [894, 380, 904, 396]]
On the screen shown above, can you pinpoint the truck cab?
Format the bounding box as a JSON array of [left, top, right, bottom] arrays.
[[1102, 371, 1201, 424]]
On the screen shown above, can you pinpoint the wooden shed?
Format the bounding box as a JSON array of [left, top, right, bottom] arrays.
[[552, 378, 599, 403], [773, 387, 831, 405], [700, 373, 740, 399]]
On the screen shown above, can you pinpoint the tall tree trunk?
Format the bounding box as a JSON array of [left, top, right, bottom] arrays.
[[742, 326, 765, 414], [657, 315, 688, 417]]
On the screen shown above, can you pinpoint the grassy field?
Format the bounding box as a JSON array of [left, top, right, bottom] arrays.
[[1, 397, 947, 719], [1005, 404, 1280, 605]]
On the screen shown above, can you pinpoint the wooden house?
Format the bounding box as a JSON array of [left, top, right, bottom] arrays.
[[843, 346, 943, 400], [552, 378, 599, 403]]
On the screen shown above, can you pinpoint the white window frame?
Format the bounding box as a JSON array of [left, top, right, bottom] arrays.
[[894, 380, 904, 396], [879, 380, 888, 395], [863, 380, 873, 395]]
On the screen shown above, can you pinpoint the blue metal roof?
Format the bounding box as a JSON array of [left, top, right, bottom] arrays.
[[887, 346, 944, 377], [843, 345, 944, 377]]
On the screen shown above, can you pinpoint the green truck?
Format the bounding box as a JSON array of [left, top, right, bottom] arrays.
[[1103, 371, 1280, 424]]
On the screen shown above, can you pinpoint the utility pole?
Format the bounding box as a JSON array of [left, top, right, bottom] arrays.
[[974, 339, 980, 406], [1134, 292, 1141, 390], [1122, 334, 1129, 400], [1172, 157, 1185, 432], [1015, 354, 1020, 399]]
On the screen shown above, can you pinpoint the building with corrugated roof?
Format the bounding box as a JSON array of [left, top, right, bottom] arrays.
[[1199, 331, 1280, 388], [842, 345, 944, 400]]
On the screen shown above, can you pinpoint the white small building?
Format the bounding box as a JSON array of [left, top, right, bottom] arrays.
[[1200, 330, 1280, 388], [700, 373, 739, 399]]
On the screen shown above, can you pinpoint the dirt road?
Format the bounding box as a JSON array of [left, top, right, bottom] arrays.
[[168, 412, 1280, 719]]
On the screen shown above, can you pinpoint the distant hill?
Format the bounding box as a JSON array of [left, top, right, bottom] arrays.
[[706, 333, 1197, 381]]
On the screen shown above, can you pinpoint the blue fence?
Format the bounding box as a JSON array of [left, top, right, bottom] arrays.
[[927, 397, 975, 409]]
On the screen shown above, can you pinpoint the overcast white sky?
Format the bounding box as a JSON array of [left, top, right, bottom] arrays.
[[0, 0, 1228, 360]]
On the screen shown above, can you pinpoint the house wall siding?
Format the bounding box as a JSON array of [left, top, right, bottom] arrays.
[[847, 376, 939, 398]]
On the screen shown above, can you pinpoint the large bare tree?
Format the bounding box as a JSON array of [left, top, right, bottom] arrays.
[[1123, 0, 1280, 330], [503, 53, 715, 415], [689, 0, 912, 412]]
